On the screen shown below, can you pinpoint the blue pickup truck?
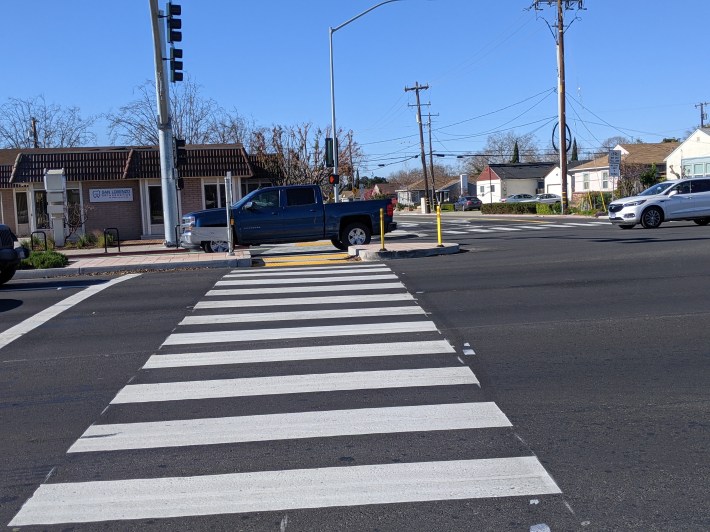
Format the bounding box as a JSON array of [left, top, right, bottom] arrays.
[[180, 184, 397, 252]]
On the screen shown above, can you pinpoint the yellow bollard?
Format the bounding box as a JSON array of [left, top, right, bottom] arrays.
[[380, 208, 386, 251], [436, 205, 443, 247]]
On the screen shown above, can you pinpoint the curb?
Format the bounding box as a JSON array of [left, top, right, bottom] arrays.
[[348, 243, 459, 261]]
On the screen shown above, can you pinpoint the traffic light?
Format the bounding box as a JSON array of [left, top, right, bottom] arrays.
[[170, 46, 183, 82], [166, 2, 182, 43], [325, 138, 334, 167], [328, 174, 340, 185], [175, 138, 187, 168]]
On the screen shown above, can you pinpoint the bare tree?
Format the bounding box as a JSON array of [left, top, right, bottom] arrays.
[[106, 78, 252, 146], [0, 95, 97, 148], [463, 131, 540, 175]]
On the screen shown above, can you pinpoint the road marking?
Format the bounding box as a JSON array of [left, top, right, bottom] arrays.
[[194, 293, 414, 309], [215, 273, 397, 286], [146, 339, 454, 368], [486, 226, 522, 231], [0, 274, 140, 351], [206, 282, 406, 296], [179, 306, 424, 326], [463, 342, 476, 356], [162, 320, 437, 346], [536, 223, 576, 228], [514, 225, 547, 230], [226, 264, 387, 276], [69, 402, 511, 452], [9, 457, 560, 525], [111, 367, 477, 404], [466, 228, 495, 233]]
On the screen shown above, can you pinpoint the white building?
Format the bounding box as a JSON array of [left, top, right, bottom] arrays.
[[664, 128, 710, 180]]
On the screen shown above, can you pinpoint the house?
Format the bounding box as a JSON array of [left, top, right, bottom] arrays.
[[0, 144, 278, 240], [567, 141, 679, 198], [542, 160, 591, 199], [664, 128, 710, 180], [475, 162, 555, 203], [395, 174, 474, 206]]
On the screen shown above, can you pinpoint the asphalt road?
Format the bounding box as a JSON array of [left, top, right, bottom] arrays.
[[1, 218, 708, 530]]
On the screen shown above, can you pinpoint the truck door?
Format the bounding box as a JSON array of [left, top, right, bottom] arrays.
[[236, 189, 283, 244], [282, 187, 324, 241]]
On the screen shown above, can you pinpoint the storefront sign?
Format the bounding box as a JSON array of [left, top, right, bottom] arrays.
[[89, 188, 133, 202]]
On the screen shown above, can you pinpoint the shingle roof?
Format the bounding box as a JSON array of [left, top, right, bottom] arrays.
[[618, 142, 679, 164], [487, 162, 555, 180], [0, 144, 256, 184]]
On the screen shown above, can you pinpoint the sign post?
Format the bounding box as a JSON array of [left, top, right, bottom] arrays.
[[224, 172, 234, 256], [609, 150, 621, 200]]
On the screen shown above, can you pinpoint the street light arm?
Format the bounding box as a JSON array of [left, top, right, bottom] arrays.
[[332, 0, 401, 33]]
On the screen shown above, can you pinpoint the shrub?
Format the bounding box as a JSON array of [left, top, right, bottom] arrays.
[[536, 203, 561, 215], [440, 203, 455, 212], [481, 203, 537, 215], [20, 250, 69, 270]]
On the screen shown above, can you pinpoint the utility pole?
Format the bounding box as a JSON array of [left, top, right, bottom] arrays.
[[149, 0, 179, 246], [696, 102, 709, 128], [533, 0, 584, 215], [425, 112, 439, 205], [405, 82, 430, 213]]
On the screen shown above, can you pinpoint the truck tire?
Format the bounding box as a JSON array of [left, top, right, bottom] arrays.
[[202, 240, 230, 253], [0, 266, 17, 286], [331, 238, 348, 251], [340, 222, 371, 247]]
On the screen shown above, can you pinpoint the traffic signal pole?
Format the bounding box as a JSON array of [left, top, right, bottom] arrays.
[[149, 0, 179, 246]]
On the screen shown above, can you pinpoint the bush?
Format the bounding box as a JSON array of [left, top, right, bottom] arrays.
[[439, 203, 455, 212], [535, 203, 561, 215], [20, 250, 69, 270]]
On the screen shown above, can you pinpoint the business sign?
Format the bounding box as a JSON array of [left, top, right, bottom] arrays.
[[89, 188, 134, 203]]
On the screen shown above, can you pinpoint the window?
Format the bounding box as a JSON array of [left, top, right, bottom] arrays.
[[241, 179, 272, 198], [602, 171, 609, 189], [479, 185, 484, 194], [583, 173, 590, 190], [286, 188, 316, 206], [204, 183, 226, 210], [706, 163, 710, 175], [66, 189, 83, 233], [34, 190, 49, 229], [15, 193, 28, 224], [251, 190, 279, 208], [694, 163, 704, 176], [490, 185, 495, 193], [691, 179, 710, 193], [683, 165, 692, 177]]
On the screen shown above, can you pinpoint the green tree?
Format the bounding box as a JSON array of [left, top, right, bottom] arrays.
[[571, 138, 578, 161], [510, 141, 520, 163]]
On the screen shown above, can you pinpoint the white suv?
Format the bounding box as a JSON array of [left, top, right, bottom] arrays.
[[608, 178, 710, 229]]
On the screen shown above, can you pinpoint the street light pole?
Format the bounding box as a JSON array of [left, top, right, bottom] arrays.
[[329, 0, 401, 203]]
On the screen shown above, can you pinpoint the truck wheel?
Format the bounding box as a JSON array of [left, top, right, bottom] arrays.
[[341, 222, 371, 246], [0, 266, 17, 286], [331, 238, 348, 251], [202, 240, 230, 253]]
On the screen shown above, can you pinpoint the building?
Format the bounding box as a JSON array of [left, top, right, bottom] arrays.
[[664, 128, 710, 180], [475, 163, 556, 203], [0, 144, 278, 240]]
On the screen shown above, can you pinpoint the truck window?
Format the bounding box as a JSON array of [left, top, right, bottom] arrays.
[[286, 188, 316, 206], [252, 190, 280, 208]]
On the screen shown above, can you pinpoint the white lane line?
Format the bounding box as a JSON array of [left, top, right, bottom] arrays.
[[514, 225, 547, 230], [111, 367, 478, 404], [562, 222, 595, 226], [216, 274, 398, 286], [224, 266, 390, 278], [231, 263, 387, 273], [444, 230, 469, 234], [162, 321, 436, 346], [179, 306, 424, 326], [206, 282, 406, 296], [463, 342, 476, 356], [9, 457, 560, 525], [194, 293, 414, 309], [466, 228, 495, 233], [0, 274, 140, 351], [536, 223, 576, 228], [588, 221, 611, 225], [486, 226, 522, 231], [69, 402, 511, 452], [145, 340, 455, 369]]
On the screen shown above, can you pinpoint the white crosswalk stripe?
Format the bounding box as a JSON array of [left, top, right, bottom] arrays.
[[10, 262, 562, 528]]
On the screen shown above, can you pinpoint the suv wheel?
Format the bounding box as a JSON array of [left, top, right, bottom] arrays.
[[640, 207, 663, 229]]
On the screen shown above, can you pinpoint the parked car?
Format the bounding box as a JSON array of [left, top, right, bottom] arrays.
[[181, 184, 397, 252], [608, 178, 710, 229], [522, 193, 562, 204], [502, 194, 535, 203], [0, 224, 29, 286], [454, 196, 483, 211]]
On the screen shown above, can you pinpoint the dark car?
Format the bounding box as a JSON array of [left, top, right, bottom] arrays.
[[0, 224, 29, 286], [454, 196, 483, 211]]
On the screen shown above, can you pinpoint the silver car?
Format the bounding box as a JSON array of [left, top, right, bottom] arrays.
[[523, 193, 562, 204], [502, 194, 535, 203], [608, 178, 710, 229]]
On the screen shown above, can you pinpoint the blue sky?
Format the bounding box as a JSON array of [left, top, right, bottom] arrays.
[[2, 1, 708, 178]]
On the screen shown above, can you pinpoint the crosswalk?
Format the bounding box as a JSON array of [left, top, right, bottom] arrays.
[[396, 219, 611, 236], [9, 263, 562, 528]]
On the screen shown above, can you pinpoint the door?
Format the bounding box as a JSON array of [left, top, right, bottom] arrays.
[[663, 181, 694, 219], [690, 179, 710, 216], [235, 188, 284, 244], [14, 191, 30, 236], [281, 187, 323, 241], [147, 184, 164, 236]]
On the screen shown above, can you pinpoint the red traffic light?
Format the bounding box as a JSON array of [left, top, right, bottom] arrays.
[[328, 174, 340, 185]]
